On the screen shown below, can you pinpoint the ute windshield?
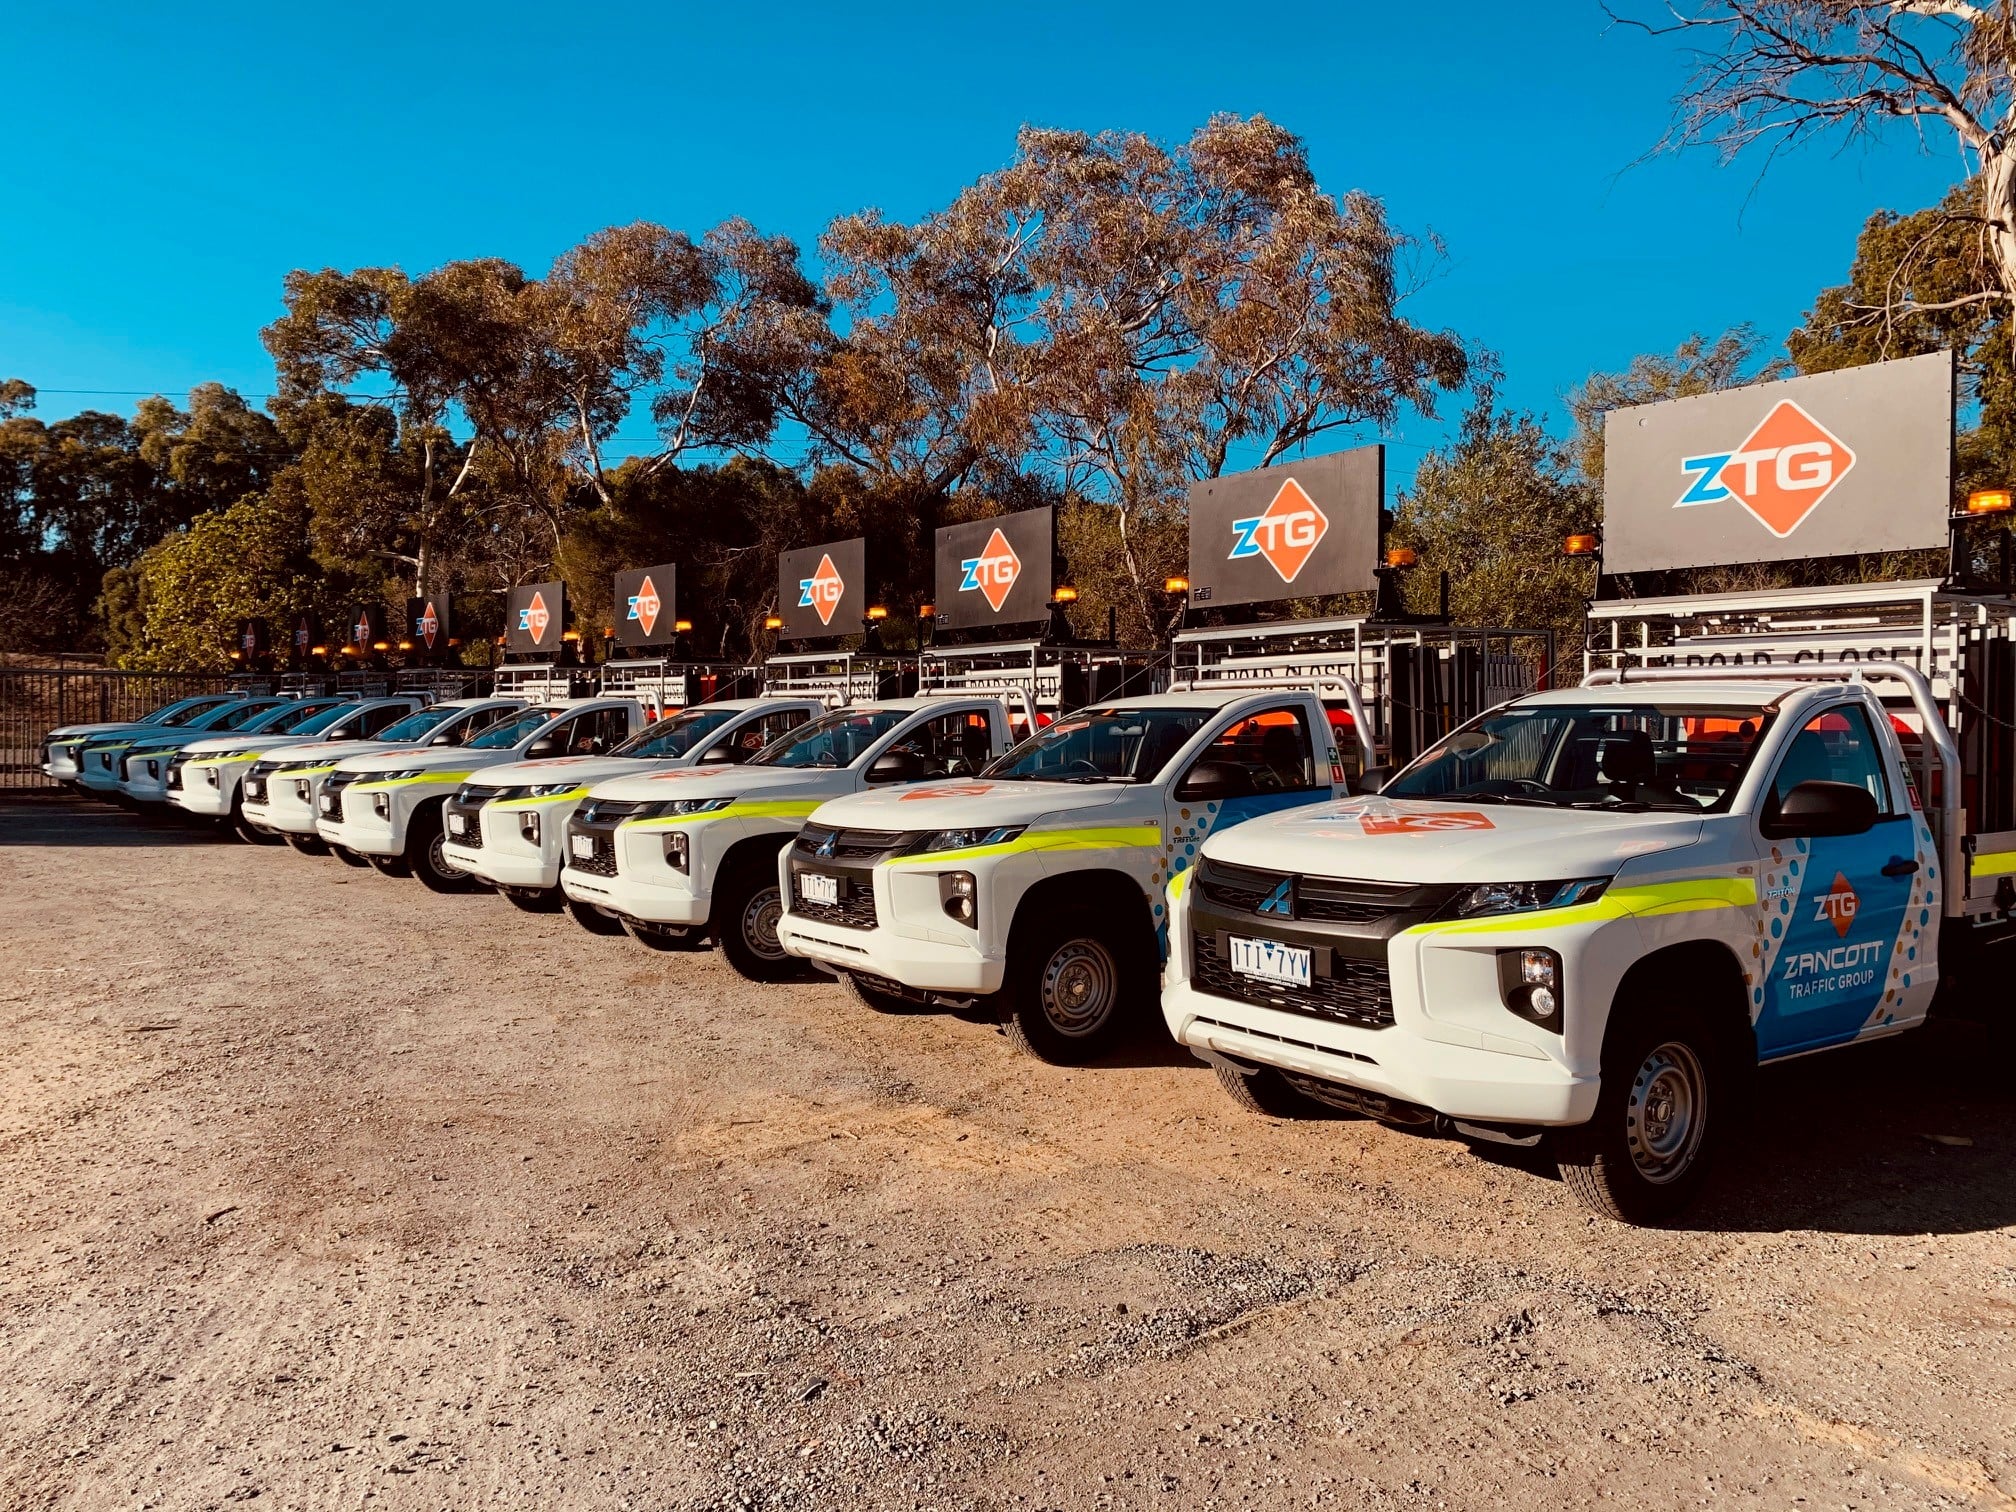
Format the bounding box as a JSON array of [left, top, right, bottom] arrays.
[[262, 701, 349, 735], [205, 700, 287, 732], [753, 708, 909, 768], [1383, 702, 1776, 813], [153, 696, 235, 726], [612, 707, 736, 760], [984, 706, 1212, 783], [376, 706, 461, 743], [468, 708, 564, 750]]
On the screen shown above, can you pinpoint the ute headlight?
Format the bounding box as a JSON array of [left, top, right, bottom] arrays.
[[1443, 877, 1609, 921], [660, 796, 735, 817], [370, 768, 429, 784], [917, 825, 1026, 854], [525, 783, 580, 797]]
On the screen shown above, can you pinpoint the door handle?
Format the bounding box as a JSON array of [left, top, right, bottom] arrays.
[[1881, 857, 1920, 878]]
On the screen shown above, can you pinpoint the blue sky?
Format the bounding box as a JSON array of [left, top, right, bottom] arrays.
[[0, 0, 1964, 480]]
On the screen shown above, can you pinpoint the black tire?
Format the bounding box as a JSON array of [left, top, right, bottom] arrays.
[[1556, 997, 1726, 1224], [624, 918, 701, 951], [841, 972, 922, 1014], [504, 887, 564, 913], [713, 851, 801, 982], [332, 844, 371, 868], [1212, 1058, 1325, 1118], [286, 834, 330, 857], [409, 804, 478, 894], [233, 805, 282, 845], [566, 898, 628, 937], [1002, 909, 1145, 1065], [367, 854, 412, 878]]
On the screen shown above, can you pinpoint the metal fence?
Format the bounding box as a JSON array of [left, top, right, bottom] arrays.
[[0, 668, 242, 790]]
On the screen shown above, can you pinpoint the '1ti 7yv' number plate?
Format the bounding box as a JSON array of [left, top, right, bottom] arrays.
[[570, 833, 596, 858], [800, 872, 841, 906], [1228, 936, 1311, 988]]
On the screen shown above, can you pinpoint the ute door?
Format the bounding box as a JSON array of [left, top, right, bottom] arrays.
[[1753, 701, 1931, 1058], [1163, 703, 1329, 877]]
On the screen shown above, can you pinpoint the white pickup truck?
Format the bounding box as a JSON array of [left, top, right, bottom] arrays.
[[317, 699, 650, 891], [42, 693, 249, 784], [1162, 664, 2007, 1222], [242, 699, 524, 856], [74, 697, 280, 796], [561, 697, 1019, 978], [441, 697, 821, 928], [166, 697, 426, 839], [778, 686, 1374, 1062], [115, 698, 332, 804]]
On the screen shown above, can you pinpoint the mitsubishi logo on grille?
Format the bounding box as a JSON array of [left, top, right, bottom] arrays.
[[1259, 877, 1293, 916], [816, 831, 837, 858]]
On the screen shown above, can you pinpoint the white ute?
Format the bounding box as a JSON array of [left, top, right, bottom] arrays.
[[1162, 665, 2010, 1222], [114, 698, 321, 803], [42, 693, 247, 784], [561, 697, 1018, 977], [242, 699, 524, 857], [317, 699, 650, 891], [778, 686, 1373, 1062], [73, 696, 273, 795], [167, 697, 426, 839], [441, 697, 821, 929]]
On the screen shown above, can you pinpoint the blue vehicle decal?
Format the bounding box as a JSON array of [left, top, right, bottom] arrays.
[[1153, 787, 1334, 958]]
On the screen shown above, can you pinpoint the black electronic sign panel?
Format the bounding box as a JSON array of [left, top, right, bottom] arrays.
[[505, 580, 566, 655], [932, 507, 1054, 631], [1185, 446, 1384, 609], [611, 564, 678, 648], [776, 538, 866, 640]]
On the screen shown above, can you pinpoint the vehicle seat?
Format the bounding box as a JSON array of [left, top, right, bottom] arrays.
[[1259, 726, 1306, 789]]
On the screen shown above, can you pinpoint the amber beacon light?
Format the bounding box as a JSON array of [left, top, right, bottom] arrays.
[[1563, 533, 1600, 557], [1966, 488, 2013, 515]]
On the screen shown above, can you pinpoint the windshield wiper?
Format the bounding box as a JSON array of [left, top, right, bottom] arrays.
[[1449, 791, 1560, 808]]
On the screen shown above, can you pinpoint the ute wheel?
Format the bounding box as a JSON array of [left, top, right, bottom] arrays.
[[714, 851, 801, 982], [567, 898, 628, 937], [1212, 1058, 1326, 1118], [504, 887, 563, 914], [286, 834, 330, 857], [625, 919, 701, 951], [841, 972, 922, 1015], [234, 807, 282, 845], [1003, 909, 1143, 1065], [1556, 995, 1725, 1225], [409, 805, 477, 894], [332, 844, 370, 867], [367, 854, 412, 878]]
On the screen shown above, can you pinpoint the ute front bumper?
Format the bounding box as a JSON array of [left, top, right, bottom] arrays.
[[559, 860, 710, 927], [168, 760, 249, 817], [775, 847, 1007, 995], [249, 770, 328, 834], [119, 754, 179, 804]]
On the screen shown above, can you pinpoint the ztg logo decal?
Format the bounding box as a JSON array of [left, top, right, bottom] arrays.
[[1229, 478, 1329, 585], [417, 601, 440, 648], [1358, 810, 1494, 835], [519, 591, 552, 644], [798, 554, 844, 627], [353, 612, 371, 647], [627, 575, 661, 637], [959, 528, 1021, 614], [1674, 400, 1856, 538], [1814, 870, 1859, 938]]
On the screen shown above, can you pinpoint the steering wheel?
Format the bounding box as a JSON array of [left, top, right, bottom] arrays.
[[1466, 777, 1551, 797], [1057, 759, 1104, 778]]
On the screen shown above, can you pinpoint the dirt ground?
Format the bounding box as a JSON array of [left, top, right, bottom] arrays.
[[3, 791, 2014, 1511]]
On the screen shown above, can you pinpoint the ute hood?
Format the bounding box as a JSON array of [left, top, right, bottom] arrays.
[[181, 731, 321, 757], [119, 729, 226, 756], [812, 778, 1127, 830], [339, 745, 492, 775], [587, 763, 837, 803], [49, 720, 149, 740], [1206, 797, 1705, 886], [467, 754, 658, 790], [266, 736, 404, 766]]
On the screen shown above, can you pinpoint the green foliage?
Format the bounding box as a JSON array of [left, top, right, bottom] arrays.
[[1392, 391, 1595, 664], [1565, 327, 1787, 484]]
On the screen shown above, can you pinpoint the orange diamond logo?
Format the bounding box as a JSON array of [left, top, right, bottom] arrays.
[[1676, 400, 1856, 539], [418, 601, 441, 648], [628, 576, 661, 637], [959, 528, 1022, 614], [521, 591, 551, 645], [799, 554, 845, 626], [1229, 478, 1329, 584], [1815, 871, 1859, 938]]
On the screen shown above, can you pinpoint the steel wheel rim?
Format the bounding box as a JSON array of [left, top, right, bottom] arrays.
[[1625, 1040, 1707, 1185], [1040, 938, 1118, 1037], [430, 833, 467, 880], [744, 886, 787, 960]]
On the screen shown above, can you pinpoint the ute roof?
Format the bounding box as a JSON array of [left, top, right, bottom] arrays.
[[1510, 682, 1813, 710]]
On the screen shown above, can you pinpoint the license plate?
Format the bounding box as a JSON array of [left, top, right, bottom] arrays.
[[448, 812, 467, 836], [319, 794, 336, 814], [571, 833, 596, 858], [800, 872, 840, 906], [1228, 935, 1311, 988], [246, 781, 264, 801]]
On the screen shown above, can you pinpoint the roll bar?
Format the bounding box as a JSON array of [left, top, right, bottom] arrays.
[[1584, 661, 1965, 920]]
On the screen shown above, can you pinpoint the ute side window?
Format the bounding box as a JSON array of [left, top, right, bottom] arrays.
[[750, 709, 809, 750], [1186, 707, 1320, 794], [355, 704, 410, 737], [891, 710, 995, 777], [1767, 704, 1894, 817]]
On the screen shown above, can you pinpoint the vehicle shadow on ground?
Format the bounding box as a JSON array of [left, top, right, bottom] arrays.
[[0, 794, 233, 847], [1465, 1019, 2016, 1237]]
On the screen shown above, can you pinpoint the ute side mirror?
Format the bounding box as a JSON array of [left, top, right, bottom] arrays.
[[1176, 759, 1258, 804], [525, 736, 560, 759], [1353, 765, 1393, 795], [699, 742, 746, 765], [865, 749, 929, 785], [1763, 779, 1878, 839], [428, 730, 462, 747]]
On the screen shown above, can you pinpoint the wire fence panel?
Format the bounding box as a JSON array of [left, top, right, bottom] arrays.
[[0, 669, 239, 790]]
